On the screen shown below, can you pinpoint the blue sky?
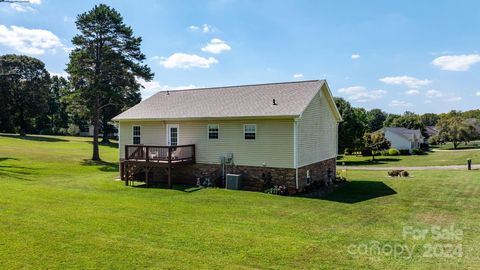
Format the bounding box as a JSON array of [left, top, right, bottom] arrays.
[[1, 0, 480, 114]]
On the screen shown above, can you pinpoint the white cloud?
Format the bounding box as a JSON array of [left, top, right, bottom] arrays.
[[389, 100, 413, 107], [338, 86, 387, 102], [201, 38, 231, 54], [293, 74, 304, 78], [188, 25, 199, 32], [49, 71, 68, 78], [446, 96, 462, 102], [9, 3, 35, 12], [351, 54, 360, 59], [379, 75, 432, 88], [432, 54, 480, 71], [157, 53, 218, 69], [188, 24, 216, 33], [424, 89, 461, 102], [405, 89, 420, 96], [138, 79, 197, 99], [424, 100, 432, 104], [0, 25, 67, 55], [202, 24, 213, 33], [425, 89, 444, 98], [63, 16, 74, 23], [476, 91, 480, 97], [8, 0, 41, 12]]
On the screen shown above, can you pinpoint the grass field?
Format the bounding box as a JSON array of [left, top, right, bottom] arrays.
[[431, 140, 480, 150], [337, 149, 480, 167], [1, 134, 479, 269]]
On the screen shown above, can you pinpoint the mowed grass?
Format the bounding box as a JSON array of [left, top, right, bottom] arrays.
[[431, 140, 480, 150], [1, 134, 479, 269], [337, 149, 480, 167]]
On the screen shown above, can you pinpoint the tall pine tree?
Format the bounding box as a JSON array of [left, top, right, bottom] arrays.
[[67, 4, 153, 161]]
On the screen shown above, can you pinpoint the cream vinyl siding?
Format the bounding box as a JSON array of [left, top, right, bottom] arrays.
[[119, 119, 294, 168], [296, 86, 338, 167], [119, 121, 165, 158], [384, 130, 413, 152]]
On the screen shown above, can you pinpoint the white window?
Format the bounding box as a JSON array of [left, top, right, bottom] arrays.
[[244, 124, 256, 140], [132, 126, 141, 144], [208, 124, 219, 139]]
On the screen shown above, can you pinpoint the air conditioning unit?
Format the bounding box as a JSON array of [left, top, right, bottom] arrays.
[[225, 174, 241, 190]]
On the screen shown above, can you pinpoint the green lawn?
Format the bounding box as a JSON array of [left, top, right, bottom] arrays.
[[431, 140, 480, 150], [337, 149, 480, 167], [1, 134, 479, 269]]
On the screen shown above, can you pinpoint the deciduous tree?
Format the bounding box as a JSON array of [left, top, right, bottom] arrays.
[[334, 98, 367, 152], [363, 132, 391, 161], [436, 117, 478, 149], [366, 108, 387, 132], [0, 54, 50, 136]]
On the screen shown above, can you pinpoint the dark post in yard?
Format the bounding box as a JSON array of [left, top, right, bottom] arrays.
[[467, 159, 472, 170]]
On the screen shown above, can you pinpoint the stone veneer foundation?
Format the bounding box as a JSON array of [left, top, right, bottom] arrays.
[[297, 158, 337, 190], [148, 157, 337, 194]]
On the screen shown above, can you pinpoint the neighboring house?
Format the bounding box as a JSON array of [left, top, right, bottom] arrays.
[[79, 125, 95, 137], [382, 127, 424, 153], [79, 124, 118, 138], [113, 80, 342, 193], [464, 118, 480, 134], [425, 126, 439, 138]]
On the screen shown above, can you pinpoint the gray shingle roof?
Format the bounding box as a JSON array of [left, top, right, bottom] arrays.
[[113, 80, 327, 120], [383, 127, 424, 141], [425, 126, 439, 137]]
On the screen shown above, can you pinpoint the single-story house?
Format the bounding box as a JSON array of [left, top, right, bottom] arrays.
[[425, 126, 439, 138], [382, 127, 424, 153], [112, 80, 342, 193], [79, 124, 118, 138]]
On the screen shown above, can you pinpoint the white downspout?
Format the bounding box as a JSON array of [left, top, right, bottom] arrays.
[[118, 121, 122, 175], [293, 118, 299, 189], [118, 122, 121, 159], [335, 122, 339, 157]]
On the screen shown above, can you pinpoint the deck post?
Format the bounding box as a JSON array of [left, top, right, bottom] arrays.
[[124, 163, 129, 186], [168, 147, 172, 188], [120, 161, 124, 180], [192, 145, 196, 163], [122, 144, 196, 189], [145, 167, 149, 187]]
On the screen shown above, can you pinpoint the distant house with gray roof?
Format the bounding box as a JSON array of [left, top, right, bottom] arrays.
[[113, 80, 342, 193], [381, 127, 425, 153], [425, 126, 439, 138]]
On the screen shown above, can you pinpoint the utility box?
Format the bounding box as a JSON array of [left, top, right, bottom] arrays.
[[226, 174, 242, 190]]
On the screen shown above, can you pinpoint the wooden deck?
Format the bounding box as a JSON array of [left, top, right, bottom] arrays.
[[120, 144, 195, 187]]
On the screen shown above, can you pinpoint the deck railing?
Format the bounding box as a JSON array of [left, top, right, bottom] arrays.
[[125, 144, 195, 163]]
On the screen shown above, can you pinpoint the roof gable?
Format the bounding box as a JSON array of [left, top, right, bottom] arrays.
[[113, 80, 329, 121], [383, 127, 423, 141]]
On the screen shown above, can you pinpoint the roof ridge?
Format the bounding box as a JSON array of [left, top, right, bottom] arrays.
[[150, 79, 324, 94], [112, 79, 337, 121]]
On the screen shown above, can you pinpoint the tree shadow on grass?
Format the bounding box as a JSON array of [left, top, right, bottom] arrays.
[[0, 157, 18, 162], [82, 139, 118, 148], [84, 141, 119, 148], [321, 181, 397, 204], [99, 141, 119, 148], [80, 159, 119, 172], [0, 134, 68, 142], [336, 157, 402, 166], [0, 157, 35, 181]]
